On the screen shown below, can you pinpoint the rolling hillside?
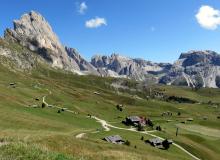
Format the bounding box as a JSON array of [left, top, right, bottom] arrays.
[[0, 61, 220, 159]]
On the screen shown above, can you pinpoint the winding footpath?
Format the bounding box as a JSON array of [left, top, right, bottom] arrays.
[[43, 93, 201, 160], [92, 116, 201, 160], [75, 133, 86, 139]]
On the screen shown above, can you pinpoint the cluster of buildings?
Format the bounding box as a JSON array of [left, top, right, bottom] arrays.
[[103, 135, 173, 150], [101, 115, 172, 149], [147, 138, 173, 149], [122, 116, 154, 128]]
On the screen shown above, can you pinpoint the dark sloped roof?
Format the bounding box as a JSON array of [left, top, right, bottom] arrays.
[[127, 116, 141, 122], [148, 138, 163, 144], [104, 135, 123, 143]]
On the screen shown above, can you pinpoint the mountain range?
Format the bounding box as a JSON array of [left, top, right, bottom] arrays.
[[1, 11, 220, 88]]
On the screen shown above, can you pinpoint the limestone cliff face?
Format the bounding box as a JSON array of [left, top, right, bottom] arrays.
[[65, 47, 98, 75], [91, 54, 171, 81], [3, 11, 93, 74], [92, 51, 220, 88], [159, 50, 220, 88]]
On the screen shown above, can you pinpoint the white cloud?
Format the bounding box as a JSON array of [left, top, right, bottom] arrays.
[[85, 17, 107, 28], [195, 5, 220, 30], [78, 2, 88, 14]]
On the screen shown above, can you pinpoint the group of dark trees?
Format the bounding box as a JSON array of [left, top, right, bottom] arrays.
[[57, 108, 65, 113], [147, 119, 154, 128], [137, 123, 144, 131], [124, 140, 130, 146], [166, 96, 197, 103], [156, 126, 162, 131], [162, 139, 171, 150], [116, 104, 123, 111]]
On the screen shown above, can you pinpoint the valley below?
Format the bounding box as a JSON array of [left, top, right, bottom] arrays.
[[0, 64, 219, 160]]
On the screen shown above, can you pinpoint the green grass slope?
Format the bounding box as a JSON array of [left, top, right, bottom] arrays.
[[0, 64, 220, 160], [0, 51, 220, 159]]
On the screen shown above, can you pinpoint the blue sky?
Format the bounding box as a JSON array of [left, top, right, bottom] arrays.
[[1, 0, 220, 63]]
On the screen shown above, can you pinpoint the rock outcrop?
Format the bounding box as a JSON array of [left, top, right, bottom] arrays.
[[65, 47, 98, 75], [3, 11, 95, 74], [160, 50, 220, 88], [91, 54, 171, 81]]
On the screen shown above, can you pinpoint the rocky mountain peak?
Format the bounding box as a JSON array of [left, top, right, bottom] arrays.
[[65, 47, 98, 75], [3, 11, 95, 73], [178, 50, 220, 67], [91, 54, 171, 81], [5, 11, 62, 53], [179, 50, 217, 59], [160, 50, 220, 88], [4, 10, 72, 69]]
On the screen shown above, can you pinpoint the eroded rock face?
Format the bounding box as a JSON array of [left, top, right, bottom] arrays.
[[91, 54, 171, 81], [160, 50, 220, 88], [3, 11, 96, 74], [4, 11, 71, 69], [91, 54, 145, 80], [65, 47, 98, 75], [0, 38, 46, 71], [179, 50, 220, 67]]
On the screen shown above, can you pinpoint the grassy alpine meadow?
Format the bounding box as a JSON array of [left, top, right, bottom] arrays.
[[0, 64, 220, 160]]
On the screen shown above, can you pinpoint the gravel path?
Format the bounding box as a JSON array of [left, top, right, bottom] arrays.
[[75, 133, 86, 139], [43, 92, 201, 160]]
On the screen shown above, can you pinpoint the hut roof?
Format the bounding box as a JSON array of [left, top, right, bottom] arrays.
[[127, 116, 141, 122], [148, 138, 163, 144], [103, 135, 124, 143]]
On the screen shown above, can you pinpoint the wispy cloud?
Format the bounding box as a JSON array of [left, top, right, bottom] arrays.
[[195, 5, 220, 30], [85, 17, 107, 28], [78, 2, 88, 15]]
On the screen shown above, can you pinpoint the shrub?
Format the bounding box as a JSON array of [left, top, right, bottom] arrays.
[[124, 140, 130, 146], [156, 126, 162, 131], [41, 103, 46, 108], [162, 139, 170, 150], [137, 123, 144, 131], [148, 119, 154, 128]]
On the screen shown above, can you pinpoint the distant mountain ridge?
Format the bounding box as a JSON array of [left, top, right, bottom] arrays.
[[1, 11, 220, 88], [160, 50, 220, 88], [91, 54, 171, 81]]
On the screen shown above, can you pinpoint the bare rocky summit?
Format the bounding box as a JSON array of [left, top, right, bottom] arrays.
[[3, 11, 96, 74], [91, 54, 171, 81], [160, 50, 220, 88], [92, 51, 220, 88]]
